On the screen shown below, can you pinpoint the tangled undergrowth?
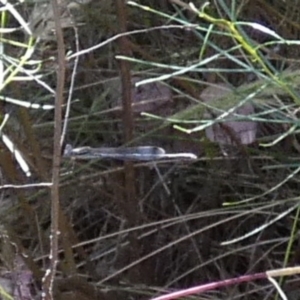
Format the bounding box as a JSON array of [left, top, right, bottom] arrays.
[[0, 0, 300, 299]]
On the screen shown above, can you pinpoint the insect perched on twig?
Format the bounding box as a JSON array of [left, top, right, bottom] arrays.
[[63, 144, 197, 161]]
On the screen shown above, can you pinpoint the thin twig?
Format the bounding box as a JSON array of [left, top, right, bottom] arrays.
[[115, 0, 142, 283], [61, 26, 79, 145], [42, 0, 66, 299], [0, 183, 52, 189]]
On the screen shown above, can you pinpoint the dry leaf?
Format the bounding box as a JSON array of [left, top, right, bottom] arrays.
[[201, 83, 257, 145], [106, 76, 172, 113]]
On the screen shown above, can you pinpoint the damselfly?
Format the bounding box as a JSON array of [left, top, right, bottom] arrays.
[[63, 144, 197, 161]]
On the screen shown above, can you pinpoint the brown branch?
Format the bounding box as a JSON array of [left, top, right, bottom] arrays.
[[42, 0, 66, 299], [115, 0, 144, 283], [115, 0, 139, 226]]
